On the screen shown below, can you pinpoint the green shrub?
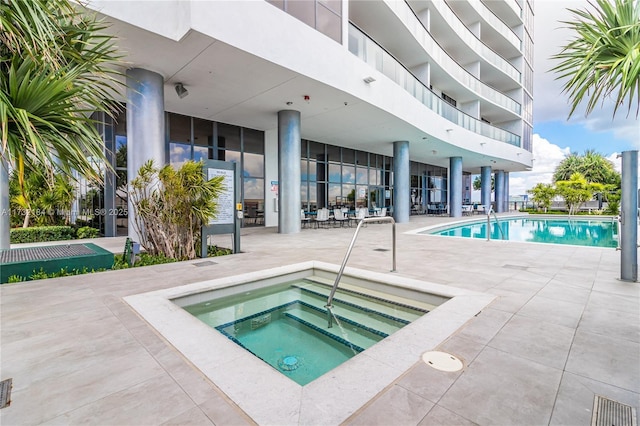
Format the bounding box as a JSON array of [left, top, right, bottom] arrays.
[[10, 226, 75, 243], [76, 226, 100, 239], [112, 253, 178, 270], [7, 275, 25, 283]]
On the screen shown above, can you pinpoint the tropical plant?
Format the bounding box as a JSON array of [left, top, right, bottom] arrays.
[[553, 150, 621, 185], [8, 169, 75, 227], [0, 0, 124, 246], [552, 0, 640, 118], [527, 183, 556, 212], [556, 172, 605, 215], [129, 160, 225, 260], [472, 175, 495, 191]]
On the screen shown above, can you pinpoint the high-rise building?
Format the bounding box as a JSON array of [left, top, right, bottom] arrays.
[[86, 0, 533, 236]]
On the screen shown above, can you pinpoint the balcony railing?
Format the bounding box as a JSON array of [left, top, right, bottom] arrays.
[[348, 24, 521, 147], [426, 0, 520, 83]]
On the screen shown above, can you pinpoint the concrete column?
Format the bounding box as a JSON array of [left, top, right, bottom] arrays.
[[480, 166, 492, 211], [620, 150, 638, 282], [126, 68, 165, 243], [278, 110, 301, 234], [449, 156, 462, 217], [393, 141, 410, 223], [0, 153, 9, 249], [495, 170, 505, 213]]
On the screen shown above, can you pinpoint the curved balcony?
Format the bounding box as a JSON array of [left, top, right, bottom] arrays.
[[349, 24, 521, 147], [426, 0, 520, 84], [385, 0, 521, 116], [464, 0, 521, 50]]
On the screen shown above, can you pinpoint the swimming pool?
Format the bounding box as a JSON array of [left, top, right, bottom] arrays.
[[184, 279, 430, 386], [125, 261, 494, 425], [424, 216, 618, 248]]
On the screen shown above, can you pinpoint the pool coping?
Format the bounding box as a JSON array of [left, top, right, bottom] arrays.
[[124, 261, 495, 425]]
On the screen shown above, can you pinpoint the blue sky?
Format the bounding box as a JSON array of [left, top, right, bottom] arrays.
[[505, 0, 639, 197]]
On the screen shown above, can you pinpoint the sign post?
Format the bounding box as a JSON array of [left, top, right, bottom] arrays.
[[201, 160, 241, 257]]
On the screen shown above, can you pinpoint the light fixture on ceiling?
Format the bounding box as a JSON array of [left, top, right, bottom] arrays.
[[363, 76, 376, 84], [445, 128, 453, 132], [480, 142, 486, 146], [175, 83, 189, 99], [286, 101, 293, 105]]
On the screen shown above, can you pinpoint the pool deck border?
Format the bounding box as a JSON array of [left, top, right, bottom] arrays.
[[125, 261, 493, 425]]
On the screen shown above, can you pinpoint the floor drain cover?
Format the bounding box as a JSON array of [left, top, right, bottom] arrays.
[[373, 248, 389, 252], [422, 351, 463, 372], [193, 261, 217, 267], [591, 395, 637, 426], [0, 378, 12, 409]]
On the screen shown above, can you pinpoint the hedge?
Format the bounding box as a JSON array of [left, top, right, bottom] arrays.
[[10, 226, 76, 243]]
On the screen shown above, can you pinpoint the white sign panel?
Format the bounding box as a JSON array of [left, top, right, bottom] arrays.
[[208, 168, 234, 225]]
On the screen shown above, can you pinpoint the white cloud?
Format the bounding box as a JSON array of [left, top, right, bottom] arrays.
[[509, 134, 570, 195]]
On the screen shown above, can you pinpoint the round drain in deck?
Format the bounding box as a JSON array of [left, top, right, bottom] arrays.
[[422, 351, 463, 372]]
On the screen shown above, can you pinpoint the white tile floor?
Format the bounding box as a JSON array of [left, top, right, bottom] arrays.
[[1, 214, 638, 425]]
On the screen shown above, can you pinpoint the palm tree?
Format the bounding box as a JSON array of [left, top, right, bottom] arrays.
[[553, 150, 620, 185], [552, 0, 640, 118], [552, 0, 639, 280], [0, 0, 124, 248]]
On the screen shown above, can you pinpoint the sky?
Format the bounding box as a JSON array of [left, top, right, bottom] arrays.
[[506, 0, 639, 197]]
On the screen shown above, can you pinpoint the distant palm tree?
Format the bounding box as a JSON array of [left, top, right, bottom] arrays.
[[552, 0, 640, 118], [0, 0, 124, 247], [553, 150, 620, 185]]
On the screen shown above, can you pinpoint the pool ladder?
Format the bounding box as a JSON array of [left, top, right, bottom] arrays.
[[325, 216, 396, 328], [486, 207, 506, 241]]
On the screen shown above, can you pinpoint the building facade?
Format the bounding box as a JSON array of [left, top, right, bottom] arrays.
[[87, 0, 534, 236]]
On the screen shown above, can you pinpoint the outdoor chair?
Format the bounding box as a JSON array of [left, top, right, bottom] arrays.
[[301, 209, 311, 228], [334, 208, 349, 227], [314, 208, 330, 228]]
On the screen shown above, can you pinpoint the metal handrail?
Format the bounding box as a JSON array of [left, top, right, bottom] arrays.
[[486, 207, 506, 241], [325, 216, 396, 328]]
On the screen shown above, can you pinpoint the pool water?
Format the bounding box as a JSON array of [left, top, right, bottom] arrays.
[[184, 279, 429, 385], [428, 217, 618, 248]]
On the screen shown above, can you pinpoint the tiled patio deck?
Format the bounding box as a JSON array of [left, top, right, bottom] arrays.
[[1, 214, 638, 425]]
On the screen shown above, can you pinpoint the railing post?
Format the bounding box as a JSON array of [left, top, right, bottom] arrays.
[[326, 216, 396, 327]]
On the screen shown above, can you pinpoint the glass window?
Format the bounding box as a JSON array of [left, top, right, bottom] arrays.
[[316, 3, 341, 42], [219, 149, 240, 164], [308, 160, 317, 182], [217, 123, 241, 151], [301, 160, 309, 181], [170, 142, 190, 167], [356, 166, 368, 184], [193, 118, 213, 161], [309, 141, 325, 160], [244, 152, 264, 178], [244, 178, 264, 203], [114, 110, 126, 136], [308, 184, 317, 211], [319, 0, 341, 14], [326, 145, 340, 163], [328, 163, 341, 183], [328, 183, 341, 206], [369, 168, 379, 185], [355, 150, 368, 166], [288, 0, 315, 27], [243, 128, 264, 154], [341, 148, 355, 165], [169, 113, 191, 144], [342, 164, 355, 184]]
